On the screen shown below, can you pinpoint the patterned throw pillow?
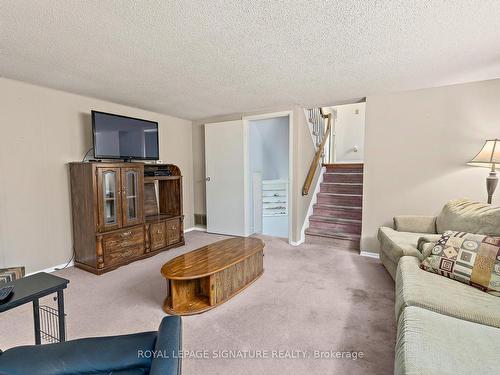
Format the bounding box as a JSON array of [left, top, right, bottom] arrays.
[[420, 231, 500, 296]]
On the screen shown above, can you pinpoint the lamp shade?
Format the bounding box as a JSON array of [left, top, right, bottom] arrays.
[[468, 139, 500, 168]]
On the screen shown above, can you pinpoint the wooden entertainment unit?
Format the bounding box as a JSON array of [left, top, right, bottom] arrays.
[[69, 162, 184, 274]]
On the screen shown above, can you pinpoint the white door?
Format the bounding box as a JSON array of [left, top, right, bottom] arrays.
[[205, 120, 248, 236]]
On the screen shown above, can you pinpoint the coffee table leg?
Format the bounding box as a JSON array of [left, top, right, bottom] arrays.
[[57, 290, 66, 342], [32, 298, 41, 345]]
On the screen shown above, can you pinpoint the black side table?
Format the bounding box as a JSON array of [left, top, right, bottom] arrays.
[[0, 272, 69, 344]]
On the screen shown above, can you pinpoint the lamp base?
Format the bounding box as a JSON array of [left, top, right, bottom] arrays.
[[487, 170, 498, 204]]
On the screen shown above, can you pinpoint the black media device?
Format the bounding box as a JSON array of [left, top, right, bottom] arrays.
[[144, 169, 172, 177], [92, 110, 159, 161]]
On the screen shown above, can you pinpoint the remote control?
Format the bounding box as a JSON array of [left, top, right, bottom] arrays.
[[0, 285, 14, 301]]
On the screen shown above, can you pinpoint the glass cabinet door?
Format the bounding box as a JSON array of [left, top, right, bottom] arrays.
[[121, 167, 143, 226], [125, 170, 138, 221], [97, 167, 122, 231], [103, 171, 118, 224]]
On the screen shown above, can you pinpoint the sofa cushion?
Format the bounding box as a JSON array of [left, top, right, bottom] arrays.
[[378, 227, 440, 264], [436, 199, 500, 235], [420, 231, 500, 296], [393, 215, 437, 234], [395, 306, 500, 375], [396, 256, 500, 328]]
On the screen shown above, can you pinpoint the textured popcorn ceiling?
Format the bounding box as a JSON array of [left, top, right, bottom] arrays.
[[1, 1, 500, 120]]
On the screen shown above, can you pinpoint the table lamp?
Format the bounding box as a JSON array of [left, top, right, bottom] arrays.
[[468, 139, 500, 204]]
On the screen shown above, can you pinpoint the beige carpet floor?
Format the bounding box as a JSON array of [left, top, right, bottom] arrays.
[[0, 232, 395, 374]]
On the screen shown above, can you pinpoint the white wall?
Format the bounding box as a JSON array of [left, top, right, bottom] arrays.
[[249, 117, 289, 180], [332, 102, 365, 163], [0, 78, 194, 273], [361, 78, 500, 253]]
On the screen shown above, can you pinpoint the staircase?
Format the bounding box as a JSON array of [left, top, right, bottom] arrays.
[[305, 163, 363, 250]]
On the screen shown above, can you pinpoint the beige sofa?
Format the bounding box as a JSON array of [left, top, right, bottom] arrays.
[[378, 199, 500, 375], [379, 199, 500, 280]]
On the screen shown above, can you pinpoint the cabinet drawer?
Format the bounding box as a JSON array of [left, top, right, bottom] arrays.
[[150, 222, 167, 251], [104, 245, 144, 267], [166, 218, 181, 245], [102, 227, 144, 254]]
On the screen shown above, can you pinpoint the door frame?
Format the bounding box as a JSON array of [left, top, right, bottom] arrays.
[[242, 110, 294, 243]]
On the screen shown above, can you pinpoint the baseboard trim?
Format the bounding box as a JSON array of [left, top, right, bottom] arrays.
[[289, 239, 304, 246], [360, 251, 380, 259], [184, 226, 207, 233], [27, 261, 75, 276]]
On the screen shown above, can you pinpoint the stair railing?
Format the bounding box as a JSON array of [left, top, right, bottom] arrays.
[[307, 108, 325, 148], [302, 108, 332, 196]]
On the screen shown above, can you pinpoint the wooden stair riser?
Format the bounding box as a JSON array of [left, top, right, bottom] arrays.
[[309, 218, 362, 234], [305, 233, 360, 250], [325, 163, 363, 168], [325, 168, 363, 174], [317, 194, 362, 207], [325, 164, 363, 171], [313, 205, 362, 220], [320, 183, 363, 195], [323, 173, 363, 183]]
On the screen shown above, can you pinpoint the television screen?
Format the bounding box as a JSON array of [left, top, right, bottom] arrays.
[[92, 111, 159, 160]]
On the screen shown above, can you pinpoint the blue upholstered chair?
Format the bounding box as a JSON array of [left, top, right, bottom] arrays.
[[0, 316, 181, 375]]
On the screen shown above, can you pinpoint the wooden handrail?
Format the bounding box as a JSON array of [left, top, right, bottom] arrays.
[[302, 112, 332, 195]]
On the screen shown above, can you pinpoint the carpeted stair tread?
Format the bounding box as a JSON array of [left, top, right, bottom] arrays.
[[324, 172, 363, 175], [305, 227, 361, 240], [320, 182, 363, 194], [313, 203, 362, 210], [318, 192, 362, 197], [321, 182, 363, 185], [309, 215, 361, 224], [323, 173, 363, 183], [312, 204, 363, 220]]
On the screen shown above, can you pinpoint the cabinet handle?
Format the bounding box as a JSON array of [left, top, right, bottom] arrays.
[[121, 231, 132, 237], [121, 249, 134, 257]]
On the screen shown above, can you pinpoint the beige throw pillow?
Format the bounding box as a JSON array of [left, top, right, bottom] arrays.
[[420, 231, 500, 296]]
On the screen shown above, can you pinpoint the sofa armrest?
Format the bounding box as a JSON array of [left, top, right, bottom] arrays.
[[0, 332, 157, 375], [149, 316, 182, 375], [393, 215, 437, 234]]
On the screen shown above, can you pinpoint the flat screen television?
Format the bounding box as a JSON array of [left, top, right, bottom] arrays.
[[92, 110, 159, 160]]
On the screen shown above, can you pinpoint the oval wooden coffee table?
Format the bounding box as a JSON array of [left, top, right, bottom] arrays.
[[161, 237, 265, 315]]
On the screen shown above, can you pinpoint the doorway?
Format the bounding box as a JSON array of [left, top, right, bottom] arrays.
[[204, 112, 293, 241], [326, 102, 366, 164], [247, 115, 290, 238]]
